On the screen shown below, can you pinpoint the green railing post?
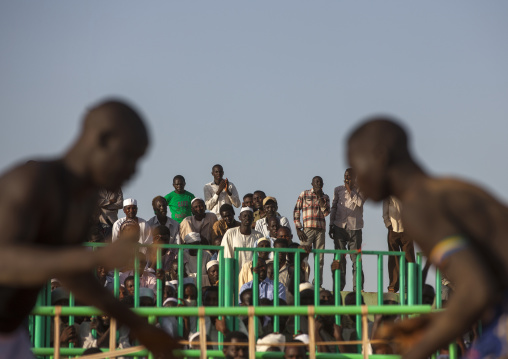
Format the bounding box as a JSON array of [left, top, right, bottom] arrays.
[[45, 281, 51, 348], [377, 254, 384, 305], [400, 255, 406, 306], [355, 254, 362, 353], [224, 256, 235, 331], [196, 249, 203, 307], [156, 247, 162, 308], [314, 251, 320, 307], [252, 252, 259, 339], [233, 250, 240, 331], [449, 341, 458, 359], [177, 248, 184, 337], [114, 268, 120, 298], [408, 263, 415, 306], [34, 291, 44, 350], [218, 249, 225, 349], [416, 253, 423, 304], [333, 253, 341, 325], [69, 292, 75, 349], [435, 269, 442, 309], [273, 249, 280, 332], [294, 250, 301, 334], [134, 253, 140, 308]]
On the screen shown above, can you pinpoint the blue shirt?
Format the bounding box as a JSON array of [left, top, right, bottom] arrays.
[[239, 277, 286, 303]]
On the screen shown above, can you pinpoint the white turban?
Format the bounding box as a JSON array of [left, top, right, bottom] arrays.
[[163, 297, 178, 307], [299, 282, 314, 292], [123, 198, 137, 207], [184, 232, 201, 244], [257, 237, 270, 245], [139, 287, 155, 300], [294, 334, 309, 345], [256, 333, 286, 352], [191, 198, 204, 205], [206, 260, 219, 271], [240, 207, 253, 213]]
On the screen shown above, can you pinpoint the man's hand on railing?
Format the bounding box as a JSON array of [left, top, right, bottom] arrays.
[[215, 317, 228, 334], [331, 260, 340, 271], [60, 325, 78, 345]]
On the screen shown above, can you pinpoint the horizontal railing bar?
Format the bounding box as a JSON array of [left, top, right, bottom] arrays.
[[235, 247, 406, 256], [32, 305, 434, 316]]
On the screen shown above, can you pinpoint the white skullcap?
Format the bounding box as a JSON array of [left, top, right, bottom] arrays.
[[240, 207, 253, 213], [191, 198, 204, 205], [169, 280, 178, 287], [299, 282, 314, 292], [51, 278, 60, 284], [206, 260, 219, 271], [265, 259, 274, 265], [188, 332, 200, 349], [163, 297, 178, 307], [256, 333, 286, 352], [183, 277, 196, 285], [184, 232, 201, 244], [123, 198, 137, 207], [294, 334, 309, 345], [139, 287, 155, 300], [257, 237, 270, 245]]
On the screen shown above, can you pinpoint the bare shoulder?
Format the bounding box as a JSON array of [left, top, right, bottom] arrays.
[[0, 161, 50, 207]]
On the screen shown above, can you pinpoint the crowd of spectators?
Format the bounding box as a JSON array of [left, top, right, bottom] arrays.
[[51, 163, 449, 356]]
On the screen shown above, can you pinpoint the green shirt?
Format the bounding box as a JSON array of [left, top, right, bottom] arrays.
[[164, 190, 195, 223]]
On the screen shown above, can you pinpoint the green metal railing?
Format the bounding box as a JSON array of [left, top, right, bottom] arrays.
[[30, 243, 451, 358]]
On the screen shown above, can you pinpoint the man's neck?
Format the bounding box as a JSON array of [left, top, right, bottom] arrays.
[[194, 214, 205, 221], [127, 216, 138, 222], [389, 160, 428, 201], [157, 215, 167, 225], [62, 148, 95, 193], [214, 178, 223, 185], [239, 225, 251, 235]]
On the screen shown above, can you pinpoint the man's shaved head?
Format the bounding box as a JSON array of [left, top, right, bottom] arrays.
[[73, 99, 149, 190], [347, 116, 413, 201]]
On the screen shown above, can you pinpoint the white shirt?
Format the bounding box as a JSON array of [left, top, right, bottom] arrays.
[[254, 216, 291, 238], [146, 215, 181, 245], [112, 217, 152, 249], [203, 181, 241, 218], [330, 185, 365, 230], [221, 227, 263, 269], [183, 250, 212, 276], [382, 196, 404, 233]]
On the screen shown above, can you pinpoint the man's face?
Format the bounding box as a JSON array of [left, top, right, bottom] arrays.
[[266, 263, 274, 280], [243, 196, 253, 208], [276, 228, 293, 243], [252, 193, 265, 210], [188, 242, 201, 256], [212, 166, 224, 182], [154, 233, 170, 245], [223, 338, 248, 359], [125, 279, 135, 296], [348, 140, 389, 202], [153, 199, 167, 218], [264, 201, 277, 217], [96, 266, 106, 278], [184, 286, 197, 301], [207, 265, 219, 285], [123, 205, 138, 219], [221, 210, 235, 227], [320, 290, 333, 305], [284, 347, 306, 359], [204, 291, 219, 306], [255, 262, 267, 281], [344, 170, 355, 186], [173, 178, 186, 194], [258, 240, 271, 259], [274, 243, 287, 263], [191, 200, 205, 216], [240, 291, 253, 306], [312, 177, 324, 191], [169, 263, 179, 280], [239, 211, 253, 227], [267, 218, 280, 238]]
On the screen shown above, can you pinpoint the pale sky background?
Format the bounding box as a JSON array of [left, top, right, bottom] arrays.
[[1, 1, 507, 292]]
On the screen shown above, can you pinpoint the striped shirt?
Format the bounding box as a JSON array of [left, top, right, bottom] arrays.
[[293, 189, 330, 230]]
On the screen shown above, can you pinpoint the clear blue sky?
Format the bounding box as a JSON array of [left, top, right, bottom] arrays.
[[1, 1, 507, 292]]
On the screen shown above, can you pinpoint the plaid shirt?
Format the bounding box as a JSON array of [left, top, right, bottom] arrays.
[[293, 189, 330, 230]]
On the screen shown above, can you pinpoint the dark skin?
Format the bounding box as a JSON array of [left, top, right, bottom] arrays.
[[173, 178, 185, 195], [263, 201, 277, 218], [238, 211, 254, 235], [223, 337, 248, 359], [284, 346, 307, 359], [153, 198, 168, 226], [212, 165, 232, 196], [191, 199, 206, 221], [207, 264, 219, 286], [257, 240, 271, 260], [267, 216, 280, 238], [252, 259, 267, 281], [0, 100, 178, 357], [125, 279, 135, 296], [328, 170, 356, 237], [347, 118, 507, 359], [221, 209, 236, 228], [276, 227, 293, 244], [296, 176, 326, 242], [274, 243, 288, 267], [123, 205, 138, 221], [242, 196, 253, 209], [252, 192, 265, 211]]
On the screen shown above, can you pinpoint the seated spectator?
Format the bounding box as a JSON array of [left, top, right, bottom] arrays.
[[119, 253, 157, 295], [97, 188, 123, 227], [255, 197, 291, 238], [111, 198, 151, 252], [146, 225, 176, 272], [256, 333, 286, 353], [95, 266, 107, 287], [239, 258, 286, 302], [147, 196, 181, 248], [238, 238, 271, 289], [277, 226, 294, 244], [242, 193, 254, 209], [167, 259, 189, 281], [204, 164, 241, 219], [223, 331, 248, 359], [204, 260, 219, 287], [183, 232, 212, 277], [272, 238, 291, 289], [51, 278, 61, 291], [239, 288, 253, 306], [164, 175, 195, 223], [160, 297, 179, 337], [209, 237, 222, 261], [80, 313, 130, 350], [211, 204, 240, 243], [221, 207, 263, 269], [139, 287, 155, 307], [284, 340, 308, 359], [180, 198, 217, 245], [51, 288, 81, 347]]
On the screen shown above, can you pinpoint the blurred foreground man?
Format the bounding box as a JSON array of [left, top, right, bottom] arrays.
[[0, 100, 177, 358], [347, 117, 508, 359]]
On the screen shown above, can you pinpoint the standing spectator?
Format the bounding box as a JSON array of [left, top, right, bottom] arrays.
[[164, 175, 195, 223], [97, 188, 124, 227], [329, 169, 366, 291], [383, 196, 415, 293], [147, 196, 181, 257], [293, 176, 330, 287], [180, 198, 218, 245], [255, 197, 291, 238], [112, 199, 152, 251], [211, 204, 241, 243], [204, 164, 240, 219], [252, 190, 266, 222], [242, 193, 254, 209], [221, 207, 263, 270]]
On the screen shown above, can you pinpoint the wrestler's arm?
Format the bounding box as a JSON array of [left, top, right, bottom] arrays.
[[0, 166, 132, 286], [58, 272, 178, 357]]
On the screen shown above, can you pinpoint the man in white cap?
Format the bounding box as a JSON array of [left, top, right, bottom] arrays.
[[203, 164, 241, 219], [221, 207, 263, 269], [179, 198, 217, 245], [256, 333, 286, 352], [204, 260, 219, 287], [183, 232, 212, 278], [255, 197, 291, 238], [112, 198, 152, 251]]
